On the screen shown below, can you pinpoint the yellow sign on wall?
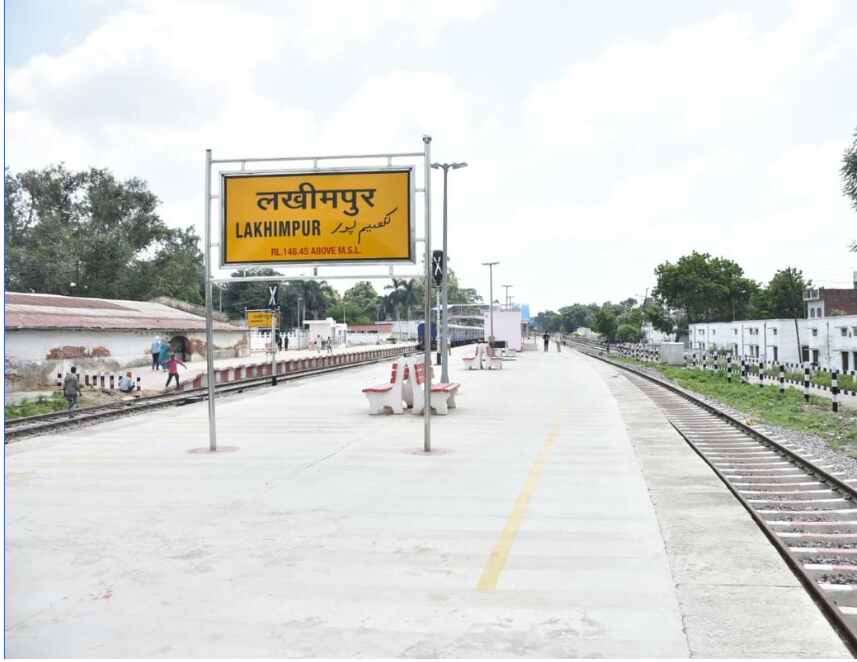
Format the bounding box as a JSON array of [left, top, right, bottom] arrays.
[[221, 167, 414, 266], [246, 311, 274, 328]]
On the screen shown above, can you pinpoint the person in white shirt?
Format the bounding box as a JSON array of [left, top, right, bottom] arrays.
[[151, 337, 161, 371]]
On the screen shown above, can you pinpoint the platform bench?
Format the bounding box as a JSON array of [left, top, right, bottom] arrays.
[[361, 361, 405, 415], [410, 362, 460, 415]]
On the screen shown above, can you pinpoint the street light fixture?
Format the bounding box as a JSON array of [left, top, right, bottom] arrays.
[[502, 284, 513, 309], [431, 161, 468, 384], [482, 261, 499, 343]]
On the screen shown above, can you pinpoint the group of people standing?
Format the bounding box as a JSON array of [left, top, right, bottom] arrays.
[[150, 336, 186, 387]]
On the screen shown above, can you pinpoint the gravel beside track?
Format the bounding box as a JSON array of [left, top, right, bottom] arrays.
[[615, 359, 857, 482], [575, 345, 857, 654]]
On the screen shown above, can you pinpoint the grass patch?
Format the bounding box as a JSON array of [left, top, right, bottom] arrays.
[[5, 393, 68, 420], [609, 356, 857, 456]]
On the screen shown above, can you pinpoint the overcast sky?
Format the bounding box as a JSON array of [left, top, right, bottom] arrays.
[[6, 0, 857, 314]]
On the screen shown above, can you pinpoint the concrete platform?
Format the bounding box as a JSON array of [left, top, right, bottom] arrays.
[[4, 349, 848, 657]]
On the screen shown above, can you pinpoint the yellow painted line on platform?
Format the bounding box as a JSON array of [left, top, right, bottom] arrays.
[[477, 417, 561, 592]]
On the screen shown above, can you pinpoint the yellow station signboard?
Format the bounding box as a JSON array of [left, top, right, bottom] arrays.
[[221, 168, 414, 266], [246, 310, 274, 328]]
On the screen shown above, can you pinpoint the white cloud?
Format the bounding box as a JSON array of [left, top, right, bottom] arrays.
[[5, 0, 857, 313]]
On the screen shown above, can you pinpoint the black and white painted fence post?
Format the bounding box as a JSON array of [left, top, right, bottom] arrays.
[[804, 367, 810, 403], [779, 364, 785, 395], [832, 370, 839, 413], [758, 359, 765, 388], [109, 374, 115, 390], [136, 377, 141, 392], [727, 354, 732, 382], [56, 372, 62, 388]]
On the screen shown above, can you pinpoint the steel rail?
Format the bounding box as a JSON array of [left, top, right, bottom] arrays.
[[572, 342, 857, 656]]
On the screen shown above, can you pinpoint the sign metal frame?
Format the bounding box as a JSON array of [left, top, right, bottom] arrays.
[[202, 140, 434, 454], [218, 165, 416, 269]]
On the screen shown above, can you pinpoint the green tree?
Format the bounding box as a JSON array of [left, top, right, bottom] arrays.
[[593, 307, 618, 341], [616, 323, 641, 343], [765, 267, 809, 318], [329, 300, 372, 325], [4, 164, 176, 299], [841, 128, 857, 251], [447, 269, 482, 305], [643, 304, 674, 335], [558, 303, 596, 332], [383, 278, 420, 320], [342, 281, 381, 321], [653, 252, 758, 323], [131, 226, 205, 304], [220, 268, 283, 319], [533, 310, 561, 332], [278, 280, 338, 324]]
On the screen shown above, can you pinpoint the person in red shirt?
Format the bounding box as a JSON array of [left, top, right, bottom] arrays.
[[165, 354, 187, 388]]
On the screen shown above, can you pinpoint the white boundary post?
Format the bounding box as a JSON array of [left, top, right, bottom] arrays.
[[204, 148, 218, 451], [422, 135, 433, 453]]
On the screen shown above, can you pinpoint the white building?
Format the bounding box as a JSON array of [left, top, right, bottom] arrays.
[[688, 316, 857, 371], [5, 292, 248, 387], [483, 309, 523, 351], [641, 322, 676, 344]]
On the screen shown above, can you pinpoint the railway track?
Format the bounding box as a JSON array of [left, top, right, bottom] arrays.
[[5, 347, 416, 441], [576, 345, 857, 655]]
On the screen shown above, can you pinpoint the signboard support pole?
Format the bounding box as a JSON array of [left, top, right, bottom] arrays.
[[271, 308, 277, 385], [204, 148, 218, 452], [422, 136, 432, 453]]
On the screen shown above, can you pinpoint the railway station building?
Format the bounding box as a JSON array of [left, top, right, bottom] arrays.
[[4, 291, 248, 388]]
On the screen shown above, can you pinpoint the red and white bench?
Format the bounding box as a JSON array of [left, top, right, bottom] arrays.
[[483, 344, 503, 371], [462, 344, 481, 370], [409, 362, 460, 415], [361, 360, 406, 415]]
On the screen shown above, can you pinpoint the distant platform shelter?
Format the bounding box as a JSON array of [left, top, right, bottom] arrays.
[[4, 292, 248, 387]]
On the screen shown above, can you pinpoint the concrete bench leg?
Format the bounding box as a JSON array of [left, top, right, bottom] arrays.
[[364, 393, 386, 415], [430, 392, 450, 415]]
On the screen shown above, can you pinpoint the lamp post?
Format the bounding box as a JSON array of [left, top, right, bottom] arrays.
[[431, 161, 467, 384], [482, 261, 499, 343], [502, 284, 513, 309]]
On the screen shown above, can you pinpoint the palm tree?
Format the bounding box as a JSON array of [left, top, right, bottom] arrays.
[[384, 278, 420, 321]]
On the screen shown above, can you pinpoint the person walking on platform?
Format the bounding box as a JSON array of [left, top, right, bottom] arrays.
[[165, 354, 187, 389], [63, 367, 81, 417], [542, 332, 550, 352], [284, 334, 289, 351], [151, 336, 162, 371], [158, 340, 170, 371]]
